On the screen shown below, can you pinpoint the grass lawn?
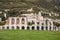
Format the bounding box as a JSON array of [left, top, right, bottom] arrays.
[[0, 30, 60, 40]]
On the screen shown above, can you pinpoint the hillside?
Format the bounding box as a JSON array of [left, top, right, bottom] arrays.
[[0, 0, 60, 22], [0, 0, 60, 11]]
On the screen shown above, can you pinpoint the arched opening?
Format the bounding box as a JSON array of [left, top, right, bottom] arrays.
[[22, 26, 25, 30], [12, 18, 14, 20], [46, 26, 48, 30], [7, 26, 9, 29], [12, 26, 14, 30], [17, 18, 19, 20], [32, 26, 35, 30], [17, 26, 20, 29], [22, 18, 25, 24], [37, 22, 39, 25], [27, 26, 30, 30], [55, 27, 56, 31], [42, 23, 44, 25], [41, 26, 44, 30], [37, 26, 39, 30], [49, 22, 51, 25], [12, 18, 15, 24], [16, 18, 19, 24], [2, 27, 5, 29], [22, 18, 24, 21], [49, 27, 51, 30]]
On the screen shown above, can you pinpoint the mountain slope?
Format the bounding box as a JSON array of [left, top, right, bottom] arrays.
[[0, 0, 60, 20]]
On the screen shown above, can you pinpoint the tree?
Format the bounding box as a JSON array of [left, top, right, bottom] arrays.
[[28, 21, 35, 25], [0, 21, 6, 26], [2, 17, 6, 21], [7, 10, 19, 17], [53, 22, 60, 27]]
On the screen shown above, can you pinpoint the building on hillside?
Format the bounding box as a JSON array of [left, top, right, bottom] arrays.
[[0, 11, 59, 31]]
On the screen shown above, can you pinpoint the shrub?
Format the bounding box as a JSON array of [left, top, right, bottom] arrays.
[[28, 21, 35, 25], [0, 21, 6, 26], [53, 22, 60, 27]]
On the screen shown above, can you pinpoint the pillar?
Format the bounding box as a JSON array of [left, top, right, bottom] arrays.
[[56, 27, 58, 31], [44, 27, 46, 30], [14, 18, 16, 25], [4, 26, 7, 29], [25, 26, 27, 30], [39, 21, 42, 30], [9, 18, 12, 25], [35, 26, 37, 30], [0, 26, 2, 30], [44, 21, 46, 30], [39, 26, 41, 30], [48, 26, 50, 30], [14, 26, 16, 30], [20, 26, 22, 30], [30, 26, 32, 30], [9, 26, 12, 29]]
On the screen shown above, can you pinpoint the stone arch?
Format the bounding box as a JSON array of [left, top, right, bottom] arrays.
[[37, 22, 39, 25], [12, 26, 14, 29], [46, 26, 48, 30], [41, 26, 44, 30], [7, 26, 9, 29], [17, 26, 20, 29], [21, 18, 25, 24], [37, 26, 40, 30], [16, 18, 19, 24], [11, 18, 15, 24], [2, 27, 5, 29], [32, 26, 35, 30], [12, 18, 14, 20], [22, 18, 25, 21], [17, 18, 19, 20], [22, 26, 25, 30], [27, 26, 30, 30]]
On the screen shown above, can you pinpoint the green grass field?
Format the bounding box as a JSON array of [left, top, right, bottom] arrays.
[[0, 30, 60, 40]]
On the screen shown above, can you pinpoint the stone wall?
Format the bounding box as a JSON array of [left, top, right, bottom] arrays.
[[0, 25, 59, 31]]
